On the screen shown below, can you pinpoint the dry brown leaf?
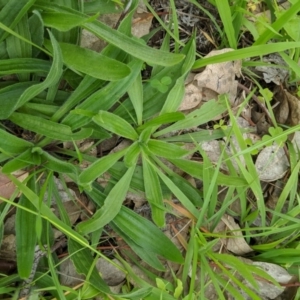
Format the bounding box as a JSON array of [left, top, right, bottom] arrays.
[[274, 87, 290, 124], [285, 89, 300, 126], [252, 110, 270, 135], [214, 214, 253, 255], [132, 4, 153, 38], [0, 170, 28, 201], [194, 48, 241, 105], [178, 82, 202, 111]]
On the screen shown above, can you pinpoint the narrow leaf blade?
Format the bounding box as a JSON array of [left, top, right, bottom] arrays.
[[142, 154, 165, 227], [16, 177, 37, 278], [9, 112, 92, 141], [92, 111, 138, 140], [79, 148, 127, 185], [77, 166, 135, 234], [148, 139, 190, 158], [37, 4, 185, 66], [44, 39, 131, 81]]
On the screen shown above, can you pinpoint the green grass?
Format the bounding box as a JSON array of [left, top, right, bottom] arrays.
[[0, 0, 300, 299]]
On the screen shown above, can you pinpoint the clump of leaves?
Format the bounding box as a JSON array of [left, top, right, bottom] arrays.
[[1, 0, 300, 299], [0, 0, 240, 298]]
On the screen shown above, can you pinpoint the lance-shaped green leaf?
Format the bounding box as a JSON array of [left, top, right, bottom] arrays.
[[139, 127, 153, 144], [9, 112, 93, 141], [87, 184, 184, 264], [85, 19, 184, 67], [0, 82, 38, 119], [147, 139, 190, 159], [113, 209, 184, 264], [112, 225, 166, 270], [169, 158, 247, 187], [124, 141, 141, 167], [161, 129, 226, 143], [6, 13, 32, 82], [16, 177, 37, 279], [2, 149, 41, 174], [0, 129, 33, 154], [0, 41, 8, 59], [62, 59, 143, 130], [137, 112, 185, 132], [77, 166, 135, 234], [93, 111, 138, 140], [79, 148, 127, 185], [142, 153, 165, 227], [181, 36, 196, 76], [0, 0, 36, 42], [0, 58, 50, 75], [154, 99, 227, 137], [29, 12, 44, 57], [32, 148, 77, 174], [128, 73, 143, 125], [21, 103, 59, 117], [44, 39, 130, 81], [41, 12, 93, 32], [160, 76, 185, 114], [17, 31, 63, 107], [36, 3, 184, 66]]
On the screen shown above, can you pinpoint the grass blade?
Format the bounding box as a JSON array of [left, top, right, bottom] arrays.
[[215, 0, 237, 49], [254, 1, 300, 45], [193, 42, 300, 69]]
